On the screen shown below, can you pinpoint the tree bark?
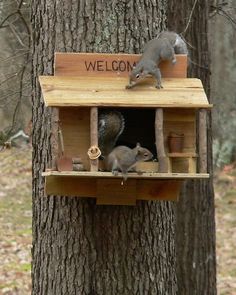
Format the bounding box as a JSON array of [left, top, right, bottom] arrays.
[[167, 1, 217, 294], [31, 1, 177, 294]]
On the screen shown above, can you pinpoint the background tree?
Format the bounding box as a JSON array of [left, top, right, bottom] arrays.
[[0, 0, 31, 141], [168, 0, 216, 294], [210, 0, 236, 168]]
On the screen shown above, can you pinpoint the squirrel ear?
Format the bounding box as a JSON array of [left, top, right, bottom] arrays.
[[135, 143, 141, 156]]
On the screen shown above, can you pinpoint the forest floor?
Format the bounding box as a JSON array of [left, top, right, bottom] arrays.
[[0, 146, 235, 295]]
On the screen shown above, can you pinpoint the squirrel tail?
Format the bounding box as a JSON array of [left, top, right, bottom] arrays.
[[98, 110, 125, 157], [174, 34, 188, 55], [157, 31, 188, 55]]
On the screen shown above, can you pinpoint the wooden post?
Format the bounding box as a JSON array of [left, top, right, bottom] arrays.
[[51, 107, 59, 170], [90, 107, 99, 171], [199, 109, 207, 173], [155, 108, 168, 173]]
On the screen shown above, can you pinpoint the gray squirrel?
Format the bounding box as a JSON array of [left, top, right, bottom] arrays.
[[126, 31, 188, 89], [106, 143, 153, 181], [98, 110, 125, 158]]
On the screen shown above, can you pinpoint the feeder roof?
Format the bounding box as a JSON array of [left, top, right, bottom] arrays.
[[39, 76, 212, 108]]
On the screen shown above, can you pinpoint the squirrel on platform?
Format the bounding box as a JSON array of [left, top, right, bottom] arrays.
[[106, 143, 153, 181], [98, 110, 125, 158], [126, 31, 188, 89]]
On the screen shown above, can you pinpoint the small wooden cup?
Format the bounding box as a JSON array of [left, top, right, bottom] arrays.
[[168, 132, 184, 153]]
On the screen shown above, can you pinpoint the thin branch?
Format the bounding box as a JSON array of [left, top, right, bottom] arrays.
[[0, 15, 21, 29], [218, 9, 236, 27], [0, 52, 29, 63], [0, 73, 18, 86], [9, 23, 29, 48], [188, 58, 209, 71], [8, 16, 31, 135], [0, 11, 18, 27], [182, 0, 198, 34], [0, 85, 31, 102]]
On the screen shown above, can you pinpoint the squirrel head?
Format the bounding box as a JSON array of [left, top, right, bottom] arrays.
[[134, 143, 153, 162], [129, 66, 149, 85]]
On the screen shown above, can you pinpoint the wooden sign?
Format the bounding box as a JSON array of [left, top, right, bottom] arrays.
[[54, 52, 187, 78]]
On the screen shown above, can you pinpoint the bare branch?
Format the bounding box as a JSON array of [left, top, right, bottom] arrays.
[[0, 11, 18, 28], [182, 0, 198, 34], [0, 52, 29, 63], [0, 0, 31, 135], [9, 23, 29, 48], [0, 73, 18, 86]]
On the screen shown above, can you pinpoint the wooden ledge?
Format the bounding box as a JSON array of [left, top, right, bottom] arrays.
[[42, 171, 210, 179], [42, 171, 210, 204], [167, 152, 198, 158]]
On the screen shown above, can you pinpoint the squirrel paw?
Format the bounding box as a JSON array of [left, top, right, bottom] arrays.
[[112, 169, 119, 176], [155, 84, 163, 89], [125, 84, 133, 89], [172, 58, 177, 65]]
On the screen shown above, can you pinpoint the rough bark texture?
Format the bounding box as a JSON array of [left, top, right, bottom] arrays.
[[31, 1, 177, 294], [167, 1, 217, 294]]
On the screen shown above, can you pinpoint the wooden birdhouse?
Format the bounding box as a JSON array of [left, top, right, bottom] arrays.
[[40, 53, 212, 205]]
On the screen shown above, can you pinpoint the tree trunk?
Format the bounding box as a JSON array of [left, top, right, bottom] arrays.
[[167, 1, 217, 294], [31, 1, 177, 294]]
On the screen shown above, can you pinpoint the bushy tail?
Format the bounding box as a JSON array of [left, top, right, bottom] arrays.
[[98, 110, 125, 157], [157, 31, 188, 55]]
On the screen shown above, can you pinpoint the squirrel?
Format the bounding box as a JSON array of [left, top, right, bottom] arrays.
[[126, 31, 188, 89], [98, 110, 125, 158], [106, 143, 153, 181]]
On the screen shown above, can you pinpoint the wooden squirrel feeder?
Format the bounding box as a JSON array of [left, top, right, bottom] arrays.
[[40, 53, 212, 205]]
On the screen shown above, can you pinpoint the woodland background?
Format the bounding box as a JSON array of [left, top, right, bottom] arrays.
[[0, 0, 236, 294]]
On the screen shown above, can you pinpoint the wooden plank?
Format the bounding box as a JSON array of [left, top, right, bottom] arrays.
[[170, 158, 189, 173], [42, 171, 210, 179], [155, 108, 168, 172], [167, 157, 172, 173], [137, 180, 182, 201], [44, 175, 183, 202], [45, 176, 96, 196], [59, 108, 90, 170], [96, 179, 137, 205], [164, 108, 196, 122], [54, 52, 187, 78], [188, 157, 196, 173], [89, 107, 99, 171], [39, 76, 212, 108], [51, 107, 59, 170], [168, 153, 196, 158], [199, 109, 207, 173]]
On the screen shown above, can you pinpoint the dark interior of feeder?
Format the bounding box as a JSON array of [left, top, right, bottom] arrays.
[[110, 108, 157, 159]]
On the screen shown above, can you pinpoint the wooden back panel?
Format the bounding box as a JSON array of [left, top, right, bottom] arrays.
[[163, 109, 196, 153], [163, 109, 196, 173], [55, 53, 187, 78], [59, 107, 91, 171]]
